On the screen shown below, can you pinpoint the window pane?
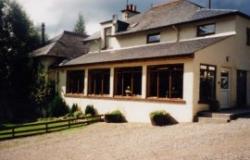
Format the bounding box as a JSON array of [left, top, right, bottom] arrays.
[[197, 24, 215, 36], [88, 69, 110, 95], [199, 64, 216, 101], [66, 70, 84, 94], [114, 67, 142, 96], [147, 33, 160, 43], [147, 64, 183, 99]]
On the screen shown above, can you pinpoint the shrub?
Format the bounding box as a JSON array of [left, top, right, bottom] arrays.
[[150, 110, 172, 126], [73, 111, 84, 118], [70, 103, 79, 114], [47, 95, 70, 117], [104, 110, 126, 123], [209, 99, 220, 112], [85, 105, 96, 116]]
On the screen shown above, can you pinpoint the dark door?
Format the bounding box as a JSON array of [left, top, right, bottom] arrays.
[[237, 70, 247, 107]]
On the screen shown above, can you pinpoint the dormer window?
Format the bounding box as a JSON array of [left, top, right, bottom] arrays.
[[104, 27, 112, 49], [147, 33, 160, 43], [247, 28, 250, 46], [197, 23, 216, 37]]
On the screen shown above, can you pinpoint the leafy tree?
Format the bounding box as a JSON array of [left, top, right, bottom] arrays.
[[0, 0, 41, 122], [73, 13, 86, 35]]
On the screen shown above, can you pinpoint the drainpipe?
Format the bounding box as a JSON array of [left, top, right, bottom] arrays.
[[172, 25, 180, 43]]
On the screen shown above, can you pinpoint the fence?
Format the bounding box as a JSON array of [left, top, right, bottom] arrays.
[[0, 115, 103, 140]]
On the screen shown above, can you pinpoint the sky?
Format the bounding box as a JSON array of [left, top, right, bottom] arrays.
[[15, 0, 250, 38]]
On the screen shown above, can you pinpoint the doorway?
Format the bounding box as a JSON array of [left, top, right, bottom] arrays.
[[237, 70, 247, 107], [220, 68, 230, 109]]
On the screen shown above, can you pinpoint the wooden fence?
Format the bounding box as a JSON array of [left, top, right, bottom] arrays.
[[0, 115, 104, 141]]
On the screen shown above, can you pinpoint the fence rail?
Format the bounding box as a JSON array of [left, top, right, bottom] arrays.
[[0, 115, 104, 140]]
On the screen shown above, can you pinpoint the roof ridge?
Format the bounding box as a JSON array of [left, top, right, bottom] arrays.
[[152, 0, 184, 8], [63, 30, 88, 38], [199, 8, 238, 12]]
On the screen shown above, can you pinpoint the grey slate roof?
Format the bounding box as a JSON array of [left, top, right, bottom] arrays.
[[116, 0, 239, 35], [61, 35, 231, 67], [83, 31, 101, 41], [31, 31, 89, 59]]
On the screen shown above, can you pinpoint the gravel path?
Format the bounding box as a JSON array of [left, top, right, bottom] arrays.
[[1, 119, 250, 160]]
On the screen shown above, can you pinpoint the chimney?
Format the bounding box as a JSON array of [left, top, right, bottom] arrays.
[[121, 4, 140, 21], [208, 0, 211, 9], [41, 23, 45, 45]]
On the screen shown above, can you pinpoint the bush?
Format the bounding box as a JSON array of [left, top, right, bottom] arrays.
[[47, 95, 70, 117], [104, 110, 126, 123], [150, 110, 172, 126], [85, 105, 96, 116], [209, 99, 220, 112], [73, 111, 84, 118]]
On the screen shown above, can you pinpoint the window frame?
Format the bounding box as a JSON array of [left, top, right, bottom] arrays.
[[199, 64, 217, 103], [104, 27, 112, 49], [66, 70, 85, 94], [88, 68, 110, 96], [147, 64, 184, 99], [147, 33, 161, 44], [114, 67, 142, 97], [197, 23, 216, 37]]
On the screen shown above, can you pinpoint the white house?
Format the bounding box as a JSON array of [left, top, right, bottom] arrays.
[[54, 0, 250, 123]]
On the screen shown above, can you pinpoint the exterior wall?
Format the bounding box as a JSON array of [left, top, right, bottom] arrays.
[[58, 58, 195, 123], [193, 16, 250, 116]]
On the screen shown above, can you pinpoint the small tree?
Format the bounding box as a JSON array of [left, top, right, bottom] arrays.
[[73, 13, 86, 35]]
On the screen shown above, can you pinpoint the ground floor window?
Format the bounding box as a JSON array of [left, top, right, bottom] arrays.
[[88, 69, 110, 95], [147, 64, 183, 98], [114, 67, 142, 96], [66, 70, 84, 94], [199, 64, 216, 102]]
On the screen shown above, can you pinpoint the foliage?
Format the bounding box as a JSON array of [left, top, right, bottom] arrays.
[[85, 105, 96, 116], [73, 13, 86, 35], [150, 111, 172, 126], [104, 110, 126, 123], [71, 104, 79, 114], [0, 0, 41, 122], [73, 111, 84, 118], [47, 95, 70, 118]]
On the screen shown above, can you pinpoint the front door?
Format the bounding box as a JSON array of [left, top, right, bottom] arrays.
[[237, 70, 247, 107], [220, 69, 230, 109]]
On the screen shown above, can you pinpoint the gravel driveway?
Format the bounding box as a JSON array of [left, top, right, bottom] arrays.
[[1, 119, 250, 160]]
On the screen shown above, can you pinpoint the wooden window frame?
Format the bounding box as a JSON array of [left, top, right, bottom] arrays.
[[88, 69, 110, 96], [114, 67, 142, 97], [147, 33, 160, 44], [199, 64, 217, 103], [147, 64, 184, 99], [197, 23, 216, 37], [66, 70, 85, 94]]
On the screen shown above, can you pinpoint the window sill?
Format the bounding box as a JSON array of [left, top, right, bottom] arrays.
[[65, 94, 186, 104]]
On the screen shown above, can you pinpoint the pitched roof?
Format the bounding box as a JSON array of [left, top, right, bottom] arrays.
[[31, 31, 89, 59], [116, 0, 239, 35], [60, 35, 231, 67]]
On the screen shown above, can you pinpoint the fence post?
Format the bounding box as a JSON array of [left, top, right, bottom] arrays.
[[45, 123, 48, 133], [68, 120, 71, 128], [12, 128, 15, 138]]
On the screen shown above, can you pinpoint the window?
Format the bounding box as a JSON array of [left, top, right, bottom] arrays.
[[114, 67, 142, 96], [247, 28, 250, 46], [104, 27, 112, 49], [197, 24, 216, 37], [66, 70, 84, 94], [199, 64, 216, 102], [88, 69, 110, 95], [147, 33, 160, 43], [147, 64, 183, 99]]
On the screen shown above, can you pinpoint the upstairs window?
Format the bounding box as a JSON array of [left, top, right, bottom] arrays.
[[147, 33, 160, 43], [114, 67, 142, 96], [104, 27, 112, 49], [88, 69, 110, 95], [66, 70, 84, 94], [197, 23, 216, 37], [247, 28, 250, 46]]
